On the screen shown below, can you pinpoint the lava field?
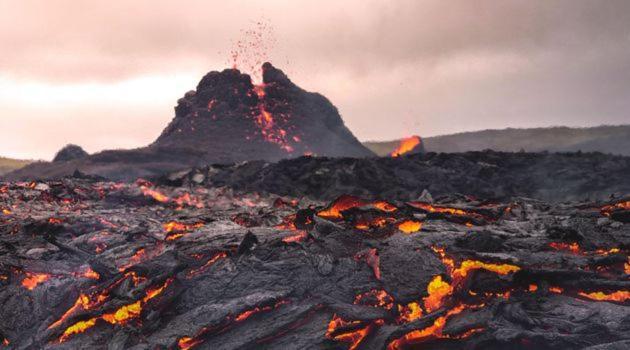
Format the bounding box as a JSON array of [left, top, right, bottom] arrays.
[[0, 176, 629, 350]]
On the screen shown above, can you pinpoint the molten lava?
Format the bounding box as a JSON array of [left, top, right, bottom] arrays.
[[139, 185, 169, 203], [186, 252, 228, 279], [387, 304, 483, 350], [282, 230, 308, 243], [452, 260, 520, 284], [397, 302, 423, 322], [423, 275, 453, 312], [408, 201, 478, 218], [549, 242, 582, 254], [398, 220, 422, 233], [58, 278, 173, 343], [252, 84, 296, 153], [21, 272, 51, 290], [354, 289, 394, 310], [578, 290, 630, 302], [601, 200, 630, 216], [391, 136, 421, 157], [163, 221, 204, 241], [317, 195, 367, 220]]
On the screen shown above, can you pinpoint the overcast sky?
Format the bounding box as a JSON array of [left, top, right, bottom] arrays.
[[1, 0, 630, 159]]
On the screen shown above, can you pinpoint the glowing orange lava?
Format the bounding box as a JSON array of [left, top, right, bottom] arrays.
[[452, 260, 520, 284], [21, 273, 51, 290], [317, 195, 367, 219], [58, 278, 172, 343], [398, 220, 422, 233], [398, 302, 423, 322], [140, 185, 169, 203], [186, 252, 228, 278], [408, 201, 473, 217], [549, 242, 582, 254], [391, 136, 421, 157], [163, 221, 204, 241], [423, 275, 453, 312], [387, 304, 481, 350], [601, 201, 630, 216], [578, 290, 630, 302], [282, 230, 308, 243]]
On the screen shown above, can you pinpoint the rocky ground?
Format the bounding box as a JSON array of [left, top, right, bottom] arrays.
[[159, 150, 630, 203], [0, 177, 628, 349]]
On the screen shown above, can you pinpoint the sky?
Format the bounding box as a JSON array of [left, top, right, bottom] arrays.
[[1, 0, 630, 160]]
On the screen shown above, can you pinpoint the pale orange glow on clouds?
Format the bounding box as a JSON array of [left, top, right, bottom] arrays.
[[1, 0, 630, 159]]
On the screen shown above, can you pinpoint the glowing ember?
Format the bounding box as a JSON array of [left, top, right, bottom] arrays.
[[101, 301, 142, 324], [186, 252, 228, 278], [139, 185, 169, 203], [430, 246, 455, 272], [398, 220, 422, 233], [391, 135, 421, 157], [2, 209, 11, 215], [528, 284, 538, 292], [354, 217, 391, 230], [21, 272, 51, 290], [58, 279, 172, 343], [549, 286, 564, 294], [178, 336, 202, 350], [333, 323, 375, 350], [593, 247, 621, 256], [354, 289, 394, 310], [282, 230, 308, 243], [48, 217, 63, 224], [601, 201, 630, 216], [79, 267, 100, 280], [398, 302, 423, 322], [58, 318, 98, 343], [117, 246, 165, 272], [452, 260, 520, 283], [317, 195, 367, 219], [163, 221, 204, 241], [173, 193, 205, 209], [253, 83, 296, 153], [372, 200, 398, 212], [423, 275, 453, 312], [408, 201, 479, 218], [578, 290, 630, 302], [387, 304, 472, 349], [235, 300, 290, 322], [549, 242, 581, 254], [326, 315, 381, 350]]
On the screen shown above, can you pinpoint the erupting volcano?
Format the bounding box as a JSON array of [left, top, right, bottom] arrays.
[[4, 63, 373, 181], [153, 62, 373, 162]]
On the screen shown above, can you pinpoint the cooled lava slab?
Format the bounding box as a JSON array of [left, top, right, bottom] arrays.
[[162, 150, 630, 203], [0, 180, 628, 349]]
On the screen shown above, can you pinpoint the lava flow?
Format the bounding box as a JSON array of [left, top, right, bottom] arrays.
[[58, 278, 173, 343], [253, 83, 295, 153], [21, 272, 51, 290], [163, 221, 204, 241]]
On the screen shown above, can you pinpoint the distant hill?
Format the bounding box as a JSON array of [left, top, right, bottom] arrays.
[[364, 125, 630, 156], [0, 157, 32, 176]]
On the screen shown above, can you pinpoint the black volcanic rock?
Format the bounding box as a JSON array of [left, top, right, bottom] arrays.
[[176, 150, 630, 203], [52, 144, 89, 162], [153, 63, 374, 163]]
